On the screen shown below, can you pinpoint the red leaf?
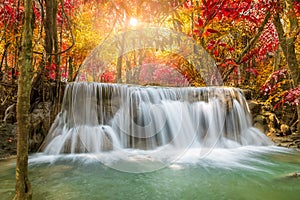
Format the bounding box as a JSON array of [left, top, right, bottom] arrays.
[[193, 29, 200, 36], [221, 63, 227, 68], [206, 28, 219, 34], [246, 68, 259, 76], [223, 10, 230, 17], [228, 47, 235, 52], [242, 16, 257, 24], [208, 40, 216, 45], [195, 18, 204, 28], [214, 49, 219, 56], [204, 31, 211, 36], [218, 43, 227, 47], [184, 1, 193, 9], [225, 60, 238, 67], [207, 45, 214, 50]]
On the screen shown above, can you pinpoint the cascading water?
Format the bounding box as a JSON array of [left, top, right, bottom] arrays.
[[43, 82, 271, 155]]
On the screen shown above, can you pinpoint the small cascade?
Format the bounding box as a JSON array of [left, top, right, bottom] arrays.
[[43, 82, 271, 154]]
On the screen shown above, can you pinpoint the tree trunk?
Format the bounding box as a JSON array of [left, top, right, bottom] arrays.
[[273, 15, 299, 85], [273, 0, 300, 133], [116, 55, 123, 83], [44, 0, 62, 122], [68, 57, 73, 82], [14, 0, 33, 199], [44, 0, 54, 56]]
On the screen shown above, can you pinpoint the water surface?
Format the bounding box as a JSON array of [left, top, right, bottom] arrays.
[[1, 146, 299, 200]]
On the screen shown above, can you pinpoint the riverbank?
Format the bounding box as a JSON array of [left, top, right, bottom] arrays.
[[0, 123, 17, 160]]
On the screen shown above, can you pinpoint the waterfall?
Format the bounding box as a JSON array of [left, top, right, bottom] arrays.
[[43, 82, 271, 154]]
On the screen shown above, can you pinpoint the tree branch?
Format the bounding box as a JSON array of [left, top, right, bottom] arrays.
[[33, 0, 75, 56], [223, 10, 271, 81]]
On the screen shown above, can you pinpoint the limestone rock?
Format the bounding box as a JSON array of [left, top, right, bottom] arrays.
[[242, 89, 253, 100], [284, 172, 300, 179], [101, 132, 113, 151], [254, 122, 266, 133], [267, 113, 280, 129], [29, 102, 52, 152], [280, 124, 292, 136], [247, 100, 261, 115], [253, 115, 266, 123]]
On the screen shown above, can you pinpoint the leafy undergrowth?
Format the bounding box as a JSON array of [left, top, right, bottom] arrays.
[[260, 68, 300, 109]]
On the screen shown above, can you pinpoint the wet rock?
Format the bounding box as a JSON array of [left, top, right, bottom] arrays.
[[242, 89, 253, 100], [278, 142, 291, 148], [254, 122, 266, 133], [251, 109, 265, 133], [101, 132, 113, 151], [267, 113, 280, 129], [253, 115, 266, 123], [284, 172, 300, 179], [29, 102, 52, 152], [270, 133, 300, 149], [247, 100, 261, 115], [280, 124, 292, 136]]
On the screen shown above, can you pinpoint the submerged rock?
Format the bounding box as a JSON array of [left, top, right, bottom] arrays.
[[284, 172, 300, 179]]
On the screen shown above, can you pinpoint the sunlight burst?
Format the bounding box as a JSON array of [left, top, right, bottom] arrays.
[[129, 17, 138, 27]]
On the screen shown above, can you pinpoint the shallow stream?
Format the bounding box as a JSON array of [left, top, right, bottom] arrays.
[[1, 146, 299, 200]]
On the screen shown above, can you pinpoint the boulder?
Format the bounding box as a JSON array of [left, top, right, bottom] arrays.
[[247, 100, 262, 115], [284, 172, 300, 179], [101, 132, 113, 151], [280, 124, 292, 136], [254, 122, 266, 133], [253, 115, 266, 124], [29, 102, 52, 152]]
